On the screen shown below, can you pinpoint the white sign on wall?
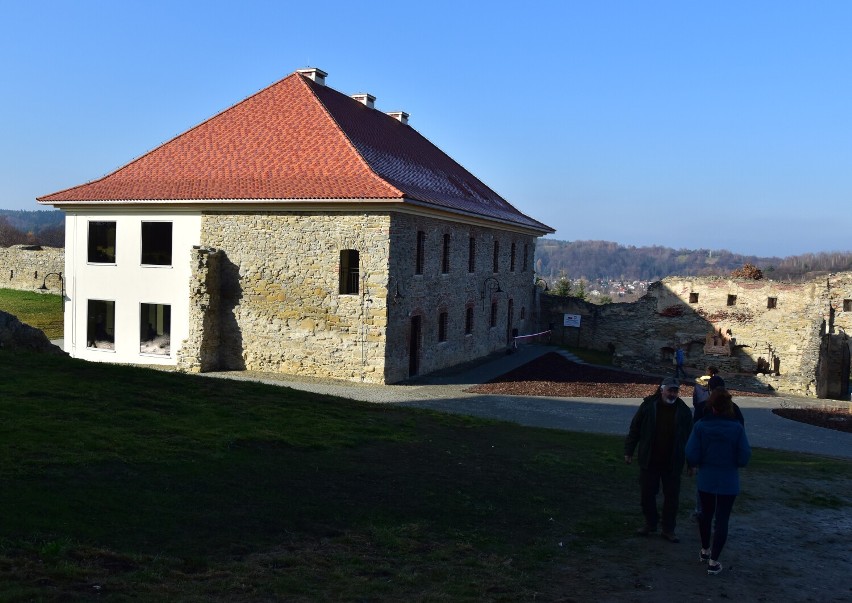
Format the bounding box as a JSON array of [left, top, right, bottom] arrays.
[[563, 314, 582, 328]]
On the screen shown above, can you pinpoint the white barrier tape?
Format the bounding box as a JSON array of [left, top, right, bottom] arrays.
[[513, 330, 552, 341]]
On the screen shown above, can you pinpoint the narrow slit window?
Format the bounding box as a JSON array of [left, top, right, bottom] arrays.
[[490, 301, 498, 327], [468, 237, 476, 273], [465, 307, 474, 334], [415, 231, 425, 275], [140, 303, 171, 355], [727, 294, 737, 306], [492, 241, 500, 273], [339, 250, 359, 295], [767, 297, 777, 309], [88, 221, 116, 263], [441, 234, 450, 274], [87, 299, 115, 350], [438, 311, 448, 342], [510, 242, 516, 272], [523, 244, 529, 272], [141, 222, 173, 266]]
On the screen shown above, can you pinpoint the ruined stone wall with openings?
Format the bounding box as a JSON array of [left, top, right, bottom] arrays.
[[0, 245, 64, 293], [384, 213, 537, 382], [192, 211, 392, 383], [536, 273, 852, 398]]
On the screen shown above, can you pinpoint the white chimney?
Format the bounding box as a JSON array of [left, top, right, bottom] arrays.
[[351, 93, 376, 109], [387, 111, 409, 125], [296, 68, 327, 86]]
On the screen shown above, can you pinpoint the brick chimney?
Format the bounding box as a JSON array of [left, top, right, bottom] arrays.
[[387, 111, 409, 125], [351, 93, 376, 109], [296, 68, 327, 86]]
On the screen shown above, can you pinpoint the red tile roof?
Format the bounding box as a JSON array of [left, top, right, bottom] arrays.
[[39, 71, 552, 232]]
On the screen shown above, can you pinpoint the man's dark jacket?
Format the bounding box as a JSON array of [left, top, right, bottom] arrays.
[[624, 392, 694, 472]]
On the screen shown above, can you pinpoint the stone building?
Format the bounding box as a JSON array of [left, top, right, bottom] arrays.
[[537, 273, 852, 399], [38, 68, 553, 383]]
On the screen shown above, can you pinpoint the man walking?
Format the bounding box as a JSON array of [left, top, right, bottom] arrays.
[[624, 377, 694, 542]]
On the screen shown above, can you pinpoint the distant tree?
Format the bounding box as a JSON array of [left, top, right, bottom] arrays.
[[0, 217, 27, 246], [551, 271, 572, 297], [575, 279, 587, 300], [598, 295, 613, 304]]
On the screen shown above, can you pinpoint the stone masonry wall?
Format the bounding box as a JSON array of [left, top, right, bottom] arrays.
[[177, 246, 223, 372], [197, 211, 391, 383], [537, 273, 852, 398], [0, 245, 64, 292], [384, 213, 537, 382]]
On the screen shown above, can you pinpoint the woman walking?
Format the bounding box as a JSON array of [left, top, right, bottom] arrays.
[[685, 388, 751, 575]]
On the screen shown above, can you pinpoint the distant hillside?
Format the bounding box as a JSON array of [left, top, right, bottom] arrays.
[[0, 209, 64, 247], [535, 239, 852, 282]]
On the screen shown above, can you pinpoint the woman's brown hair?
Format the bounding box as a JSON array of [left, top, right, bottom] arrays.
[[708, 388, 734, 417]]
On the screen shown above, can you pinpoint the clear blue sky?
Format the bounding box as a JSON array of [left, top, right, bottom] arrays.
[[2, 0, 850, 257]]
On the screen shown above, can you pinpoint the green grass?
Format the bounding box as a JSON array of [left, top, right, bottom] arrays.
[[0, 287, 64, 339], [0, 350, 849, 601]]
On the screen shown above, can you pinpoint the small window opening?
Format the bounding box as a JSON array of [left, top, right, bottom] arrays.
[[727, 294, 737, 306], [87, 299, 115, 350], [767, 297, 777, 309], [510, 242, 516, 272], [441, 234, 450, 274], [415, 231, 425, 275], [339, 250, 359, 294], [689, 292, 699, 304], [140, 303, 171, 355], [492, 241, 500, 273], [520, 306, 526, 320], [88, 221, 116, 263], [523, 244, 529, 272], [490, 301, 498, 327], [141, 222, 173, 266], [468, 237, 476, 273], [465, 307, 474, 334], [438, 311, 448, 342], [844, 299, 852, 312]]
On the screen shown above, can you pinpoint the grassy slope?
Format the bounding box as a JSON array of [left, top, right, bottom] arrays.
[[0, 350, 849, 601], [0, 287, 63, 339]]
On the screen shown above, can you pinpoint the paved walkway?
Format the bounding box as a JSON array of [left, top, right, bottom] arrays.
[[201, 344, 851, 460]]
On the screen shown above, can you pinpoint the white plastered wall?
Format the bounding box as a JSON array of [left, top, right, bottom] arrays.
[[63, 210, 201, 365]]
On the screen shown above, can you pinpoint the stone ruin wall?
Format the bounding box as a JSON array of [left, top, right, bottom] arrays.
[[0, 245, 64, 292], [538, 274, 852, 398]]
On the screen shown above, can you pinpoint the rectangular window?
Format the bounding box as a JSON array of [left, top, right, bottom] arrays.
[[468, 237, 476, 273], [490, 301, 498, 327], [492, 241, 500, 273], [339, 250, 359, 294], [88, 221, 116, 263], [523, 244, 529, 272], [438, 311, 448, 342], [844, 299, 852, 312], [465, 307, 474, 334], [441, 233, 450, 274], [727, 294, 737, 306], [140, 303, 171, 355], [510, 242, 516, 272], [767, 297, 777, 309], [141, 222, 173, 266], [415, 231, 425, 275], [689, 292, 699, 303], [87, 299, 115, 350]]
